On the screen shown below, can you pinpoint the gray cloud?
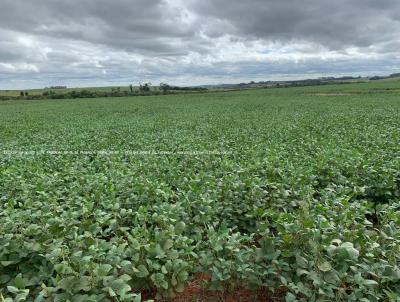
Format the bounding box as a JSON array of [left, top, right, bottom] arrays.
[[190, 0, 400, 48], [0, 0, 399, 89], [0, 0, 200, 54]]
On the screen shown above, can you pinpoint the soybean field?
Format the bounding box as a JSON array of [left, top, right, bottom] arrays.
[[0, 81, 400, 301]]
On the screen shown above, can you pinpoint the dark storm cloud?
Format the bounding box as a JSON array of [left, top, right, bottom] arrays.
[[0, 0, 399, 88], [0, 0, 200, 54], [1, 0, 398, 53], [190, 0, 400, 48]]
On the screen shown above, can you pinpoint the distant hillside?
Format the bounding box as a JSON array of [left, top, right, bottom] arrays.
[[200, 73, 400, 90]]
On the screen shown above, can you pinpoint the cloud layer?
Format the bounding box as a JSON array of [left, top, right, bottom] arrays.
[[0, 0, 399, 88]]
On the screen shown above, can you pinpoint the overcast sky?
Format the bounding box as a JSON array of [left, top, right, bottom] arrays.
[[1, 0, 400, 89]]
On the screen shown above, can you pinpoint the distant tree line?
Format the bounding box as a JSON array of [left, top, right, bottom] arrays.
[[369, 73, 400, 81], [213, 76, 367, 90], [0, 83, 208, 101], [45, 86, 67, 89]]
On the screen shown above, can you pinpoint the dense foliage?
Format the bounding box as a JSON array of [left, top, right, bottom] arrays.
[[0, 81, 399, 301]]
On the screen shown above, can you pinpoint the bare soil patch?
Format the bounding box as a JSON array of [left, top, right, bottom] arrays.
[[160, 275, 285, 302]]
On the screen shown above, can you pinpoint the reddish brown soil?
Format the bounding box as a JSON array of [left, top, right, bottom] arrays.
[[160, 274, 285, 302]]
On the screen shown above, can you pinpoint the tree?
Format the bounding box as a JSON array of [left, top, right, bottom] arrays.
[[20, 91, 24, 97], [129, 84, 133, 93], [160, 83, 171, 94], [139, 83, 151, 93]]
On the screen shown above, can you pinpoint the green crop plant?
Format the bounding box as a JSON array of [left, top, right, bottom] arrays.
[[0, 81, 399, 301]]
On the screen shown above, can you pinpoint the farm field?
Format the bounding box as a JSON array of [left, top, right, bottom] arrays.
[[0, 82, 400, 301]]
